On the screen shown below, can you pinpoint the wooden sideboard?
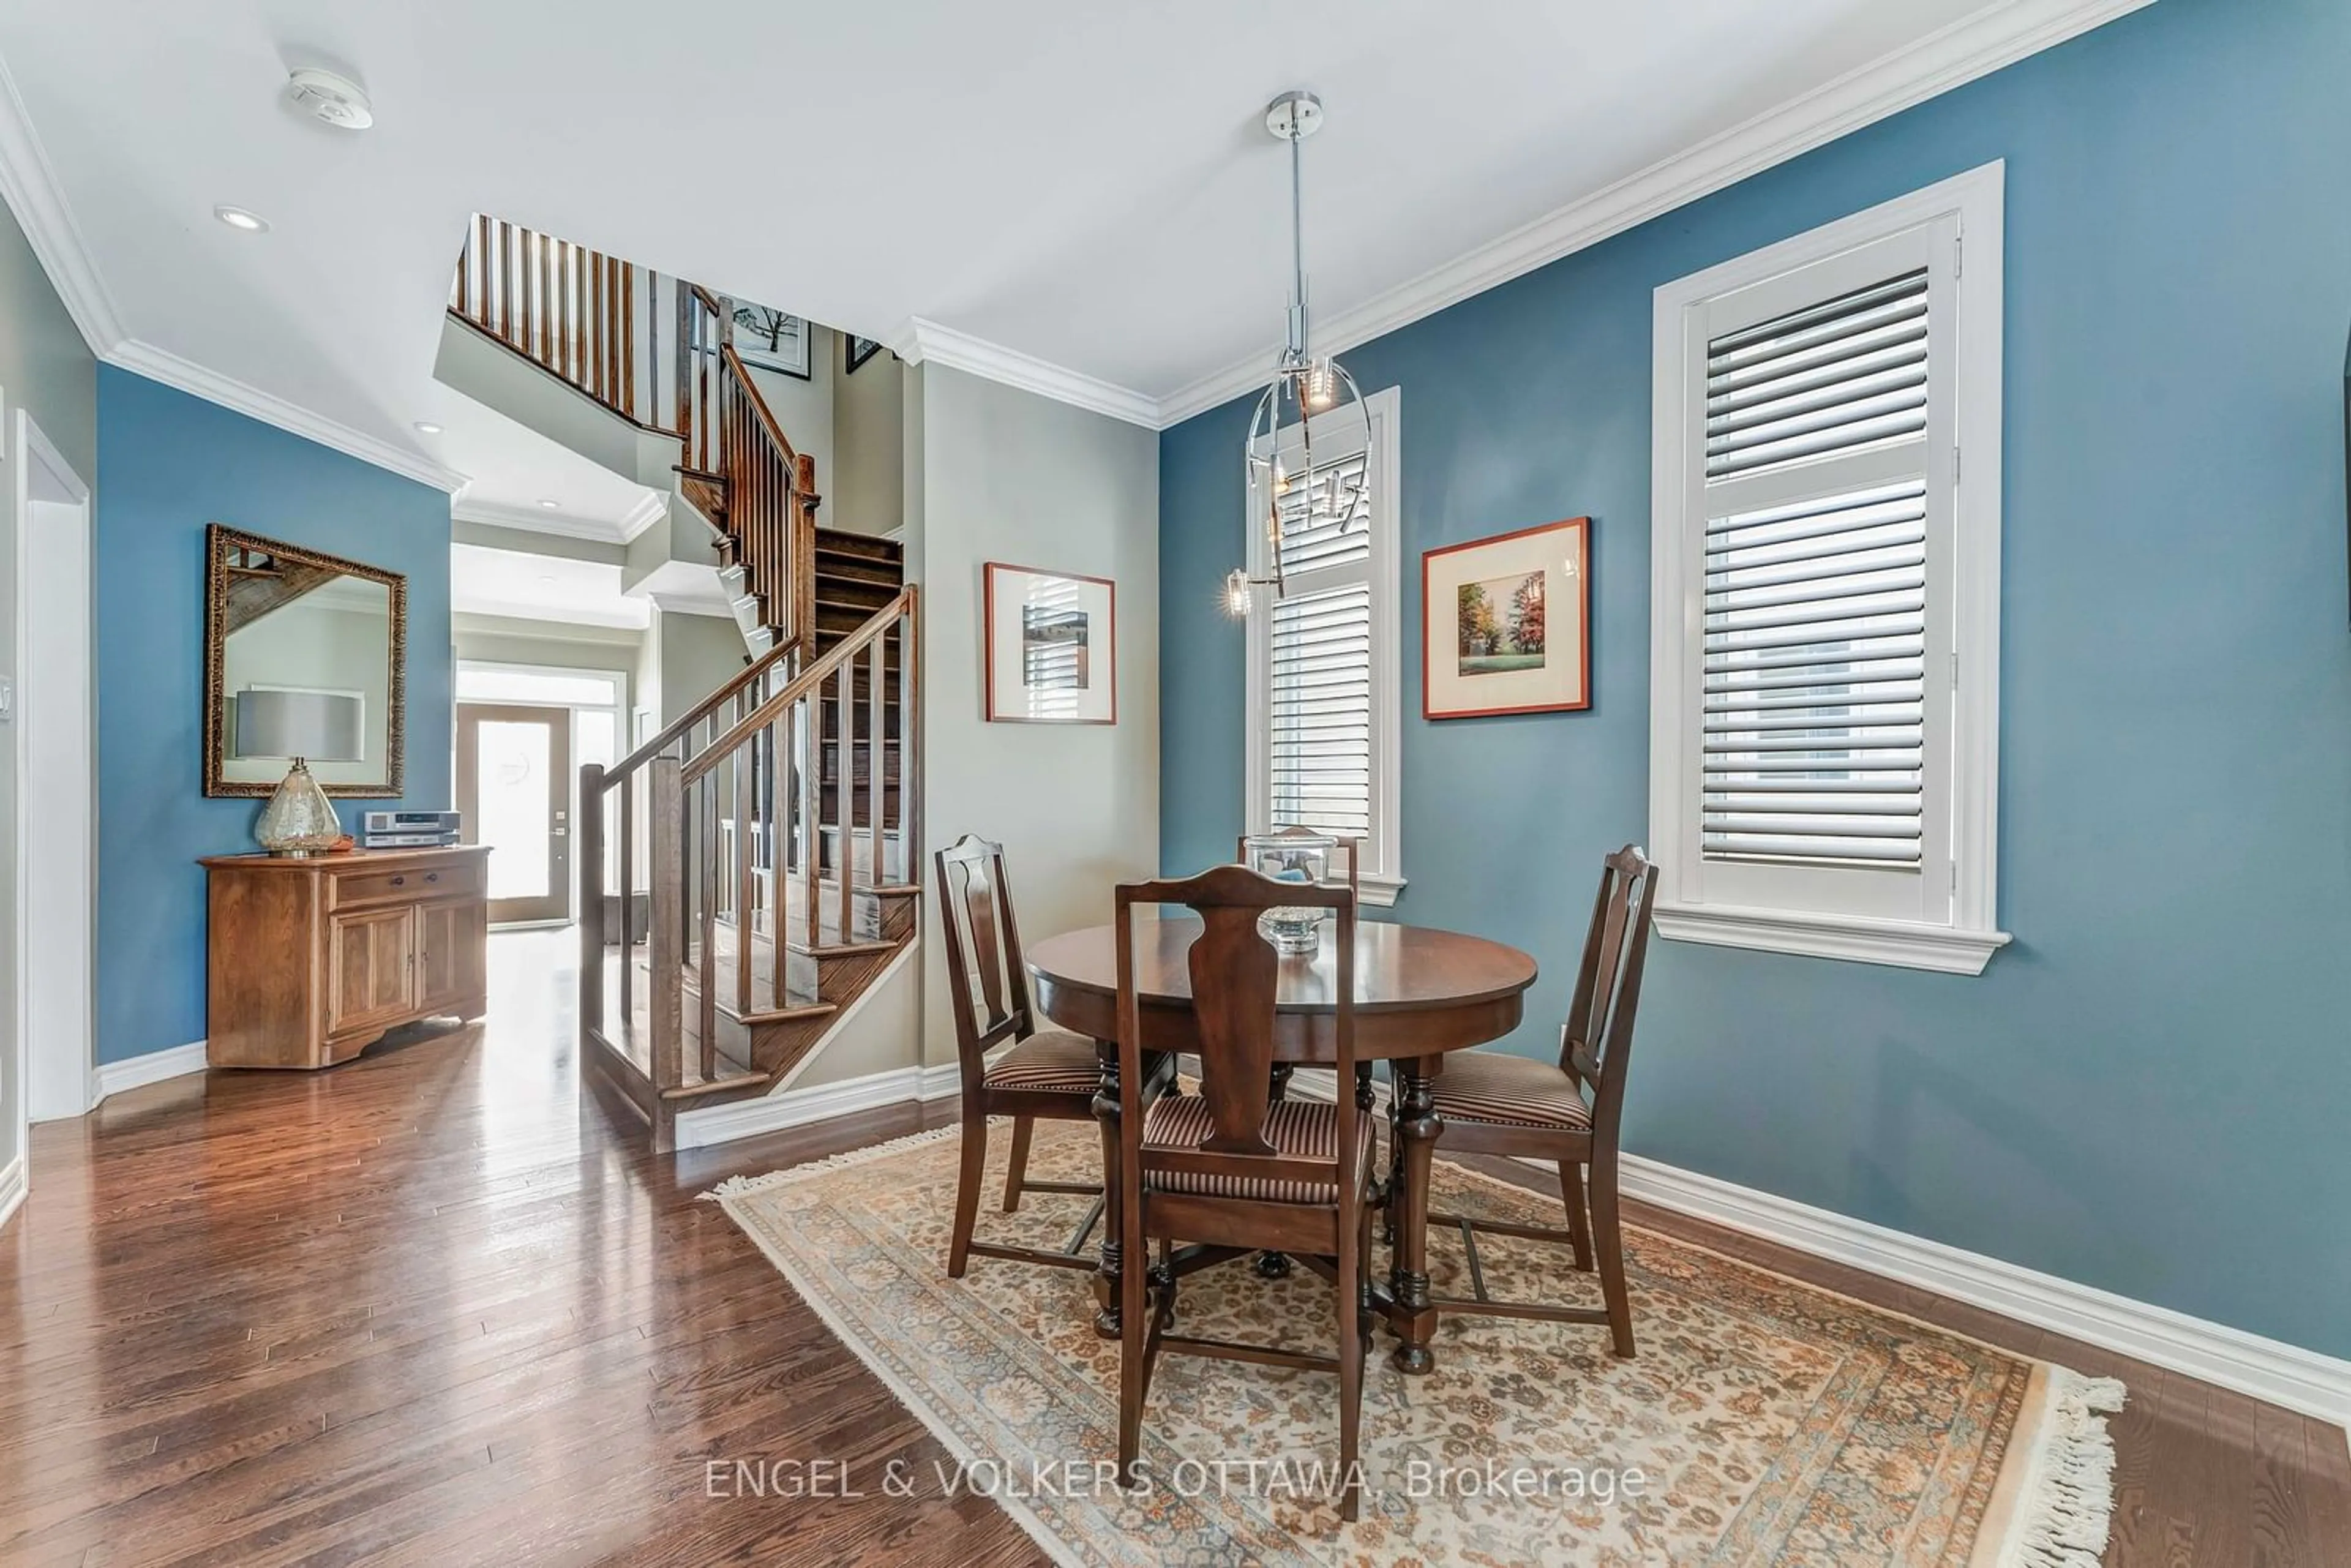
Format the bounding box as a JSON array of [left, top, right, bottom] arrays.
[[201, 845, 492, 1070]]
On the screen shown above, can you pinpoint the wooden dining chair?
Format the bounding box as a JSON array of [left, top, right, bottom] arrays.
[[936, 834, 1109, 1278], [1424, 845, 1657, 1357], [1112, 865, 1374, 1521]]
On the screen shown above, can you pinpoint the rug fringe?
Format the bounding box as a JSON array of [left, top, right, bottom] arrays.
[[699, 1123, 958, 1201], [2000, 1370, 2127, 1567]]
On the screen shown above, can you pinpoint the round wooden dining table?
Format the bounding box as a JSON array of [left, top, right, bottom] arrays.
[[1025, 916, 1538, 1373]]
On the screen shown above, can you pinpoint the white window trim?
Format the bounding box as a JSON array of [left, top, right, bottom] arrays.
[[1648, 162, 2009, 975], [1245, 384, 1404, 906]]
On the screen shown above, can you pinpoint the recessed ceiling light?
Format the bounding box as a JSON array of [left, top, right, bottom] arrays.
[[213, 204, 269, 233], [412, 420, 443, 436], [537, 498, 561, 509]]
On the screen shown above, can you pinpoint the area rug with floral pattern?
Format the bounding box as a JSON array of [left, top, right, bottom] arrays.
[[707, 1119, 2121, 1567]]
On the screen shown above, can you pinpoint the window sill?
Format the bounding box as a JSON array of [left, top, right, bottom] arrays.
[[1359, 873, 1404, 909], [1653, 900, 2009, 976]]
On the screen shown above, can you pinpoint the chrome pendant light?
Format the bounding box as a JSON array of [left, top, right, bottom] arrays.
[[1224, 90, 1374, 618]]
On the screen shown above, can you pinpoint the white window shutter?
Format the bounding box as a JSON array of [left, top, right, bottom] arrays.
[[1649, 164, 2009, 974]]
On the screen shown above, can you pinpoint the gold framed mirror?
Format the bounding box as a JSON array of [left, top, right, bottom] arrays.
[[203, 523, 407, 798]]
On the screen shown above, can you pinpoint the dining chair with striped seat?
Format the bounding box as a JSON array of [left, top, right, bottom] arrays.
[[1112, 865, 1375, 1521], [936, 834, 1117, 1279], [1424, 844, 1657, 1358]]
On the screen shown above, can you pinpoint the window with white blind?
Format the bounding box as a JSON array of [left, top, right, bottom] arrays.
[[1649, 163, 2009, 974], [1247, 385, 1403, 903]]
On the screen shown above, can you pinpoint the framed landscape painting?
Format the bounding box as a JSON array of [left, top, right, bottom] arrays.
[[984, 563, 1117, 724], [1422, 517, 1590, 719]]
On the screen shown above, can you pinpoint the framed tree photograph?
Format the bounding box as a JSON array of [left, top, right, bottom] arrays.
[[984, 563, 1117, 724], [730, 302, 811, 378], [1422, 517, 1590, 719], [846, 335, 886, 374]]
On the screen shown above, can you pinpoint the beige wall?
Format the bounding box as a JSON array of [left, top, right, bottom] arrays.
[[657, 609, 748, 729], [909, 364, 1158, 1070], [831, 346, 903, 536], [741, 323, 834, 506], [0, 195, 96, 1180]]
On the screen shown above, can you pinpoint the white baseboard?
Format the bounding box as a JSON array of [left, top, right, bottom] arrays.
[[0, 1155, 23, 1232], [90, 1040, 208, 1105], [1602, 1153, 2351, 1433], [1280, 1067, 2351, 1431], [673, 1055, 960, 1151]]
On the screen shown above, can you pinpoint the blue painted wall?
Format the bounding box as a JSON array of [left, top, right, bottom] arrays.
[[1160, 0, 2351, 1357], [96, 367, 453, 1065]]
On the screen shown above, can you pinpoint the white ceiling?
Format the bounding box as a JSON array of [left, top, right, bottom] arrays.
[[0, 0, 2138, 507], [449, 542, 650, 629]]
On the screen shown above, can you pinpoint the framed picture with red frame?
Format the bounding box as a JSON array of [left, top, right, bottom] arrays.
[[1422, 517, 1590, 719]]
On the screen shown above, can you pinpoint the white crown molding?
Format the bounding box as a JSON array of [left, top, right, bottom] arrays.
[[895, 316, 1161, 429], [108, 339, 466, 491], [91, 1039, 208, 1105], [452, 490, 664, 544], [0, 53, 126, 351], [0, 50, 468, 494], [1155, 0, 2156, 425], [618, 490, 670, 542]]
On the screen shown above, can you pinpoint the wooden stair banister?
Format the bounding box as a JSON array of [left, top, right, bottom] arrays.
[[450, 217, 652, 428], [579, 587, 920, 1151], [449, 225, 818, 656], [455, 217, 916, 1155]]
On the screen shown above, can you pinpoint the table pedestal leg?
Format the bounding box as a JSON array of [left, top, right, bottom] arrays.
[[1387, 1057, 1440, 1373], [1091, 1041, 1123, 1338]]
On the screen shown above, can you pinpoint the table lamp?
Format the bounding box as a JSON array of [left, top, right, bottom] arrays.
[[233, 688, 364, 855]]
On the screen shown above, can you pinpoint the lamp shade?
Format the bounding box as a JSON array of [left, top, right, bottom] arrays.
[[233, 688, 364, 763]]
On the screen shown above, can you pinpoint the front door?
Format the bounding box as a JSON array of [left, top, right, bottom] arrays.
[[457, 703, 571, 924]]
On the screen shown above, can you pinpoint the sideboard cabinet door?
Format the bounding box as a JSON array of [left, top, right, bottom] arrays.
[[417, 898, 487, 1015], [328, 906, 416, 1038]]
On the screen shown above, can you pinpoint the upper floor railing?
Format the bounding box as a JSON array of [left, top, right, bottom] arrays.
[[448, 219, 819, 650]]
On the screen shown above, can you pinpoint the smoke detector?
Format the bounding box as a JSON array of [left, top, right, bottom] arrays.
[[286, 67, 373, 130]]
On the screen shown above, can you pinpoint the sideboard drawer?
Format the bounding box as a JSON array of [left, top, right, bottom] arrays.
[[330, 858, 484, 910]]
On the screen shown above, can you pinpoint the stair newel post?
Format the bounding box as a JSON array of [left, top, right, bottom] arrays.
[[699, 771, 721, 1080], [767, 710, 788, 1012], [868, 628, 885, 910], [618, 770, 635, 1029], [733, 745, 755, 1020], [901, 589, 921, 890], [836, 659, 856, 941], [800, 691, 820, 958], [674, 279, 692, 459], [648, 756, 686, 1097], [795, 455, 819, 653], [579, 762, 607, 1038]]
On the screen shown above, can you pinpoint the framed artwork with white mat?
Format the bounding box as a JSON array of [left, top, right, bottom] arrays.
[[984, 562, 1117, 724], [1423, 517, 1590, 719]]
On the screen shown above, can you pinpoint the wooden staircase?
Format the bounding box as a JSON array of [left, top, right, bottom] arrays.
[[449, 218, 921, 1151]]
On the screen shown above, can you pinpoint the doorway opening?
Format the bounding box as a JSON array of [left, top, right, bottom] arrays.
[[453, 664, 624, 929], [14, 411, 94, 1141]]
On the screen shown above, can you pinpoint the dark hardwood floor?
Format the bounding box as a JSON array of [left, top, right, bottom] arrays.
[[2, 930, 2342, 1565]]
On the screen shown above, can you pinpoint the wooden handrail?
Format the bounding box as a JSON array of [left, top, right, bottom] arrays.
[[600, 633, 799, 787], [685, 587, 915, 784]]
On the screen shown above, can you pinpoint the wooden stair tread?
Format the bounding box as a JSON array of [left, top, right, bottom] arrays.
[[788, 937, 900, 959], [735, 1001, 839, 1028], [660, 1071, 767, 1103]]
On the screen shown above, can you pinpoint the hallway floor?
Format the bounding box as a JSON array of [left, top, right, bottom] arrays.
[[1, 931, 2342, 1565]]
